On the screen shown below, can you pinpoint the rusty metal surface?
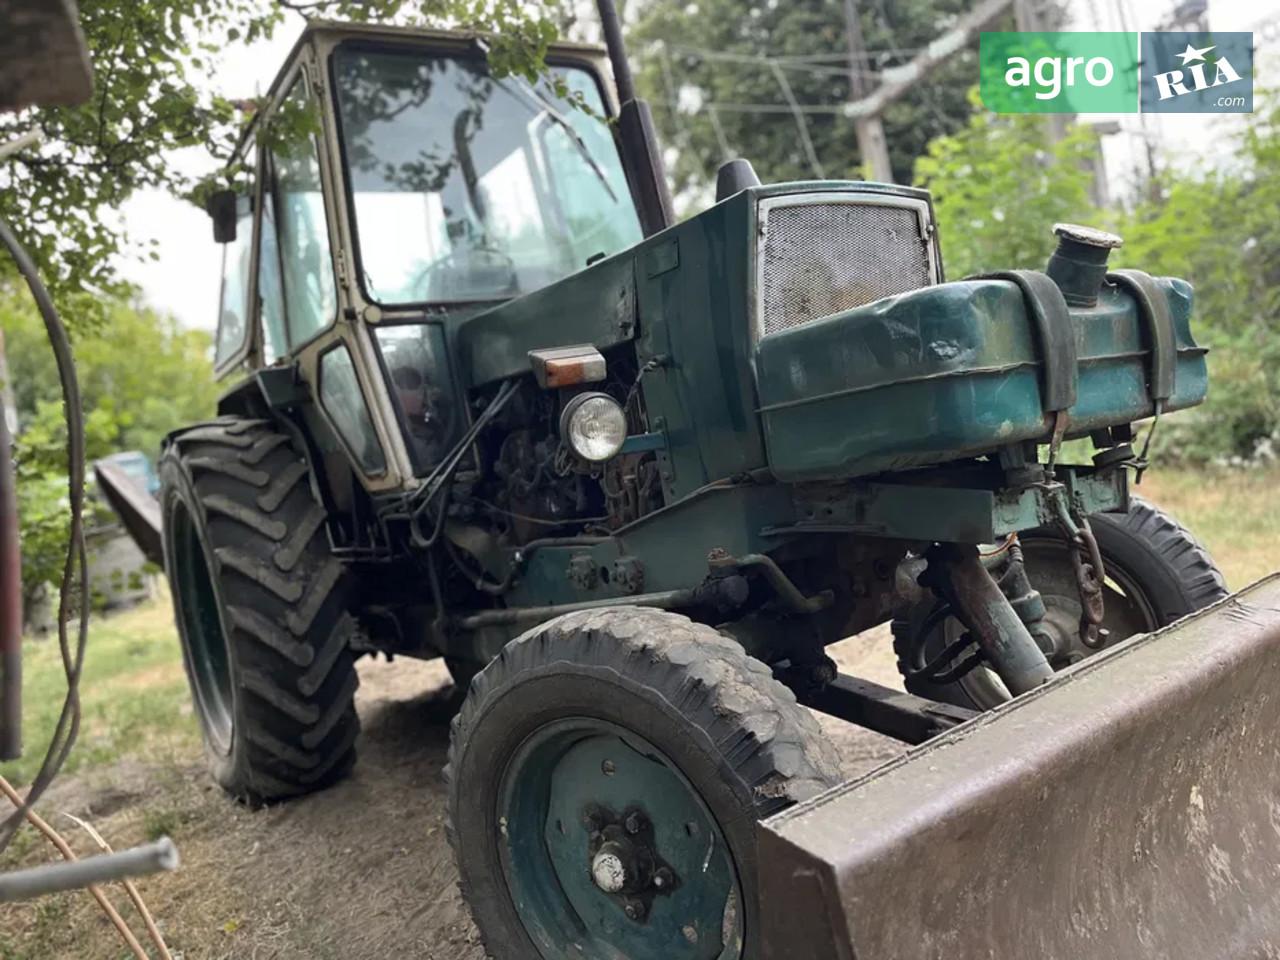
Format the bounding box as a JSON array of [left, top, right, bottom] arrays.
[[0, 0, 93, 112], [795, 674, 976, 746], [93, 462, 163, 567], [926, 542, 1055, 695], [760, 574, 1280, 960]]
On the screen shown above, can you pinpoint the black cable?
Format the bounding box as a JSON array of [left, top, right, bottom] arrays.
[[0, 214, 89, 854], [392, 378, 519, 522], [929, 649, 986, 685], [908, 620, 978, 681]]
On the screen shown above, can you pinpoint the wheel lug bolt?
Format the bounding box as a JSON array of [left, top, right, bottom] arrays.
[[624, 900, 647, 921], [653, 867, 673, 889], [624, 812, 643, 834]]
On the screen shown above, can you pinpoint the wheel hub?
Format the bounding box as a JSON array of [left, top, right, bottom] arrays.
[[499, 722, 743, 958], [591, 846, 629, 893], [584, 806, 678, 919]]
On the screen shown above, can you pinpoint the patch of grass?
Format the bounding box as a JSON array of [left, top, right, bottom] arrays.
[[0, 824, 35, 868], [0, 596, 199, 787], [1141, 465, 1280, 590], [141, 806, 182, 841]]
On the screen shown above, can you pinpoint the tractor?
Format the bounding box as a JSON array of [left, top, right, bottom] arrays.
[[95, 10, 1280, 960]]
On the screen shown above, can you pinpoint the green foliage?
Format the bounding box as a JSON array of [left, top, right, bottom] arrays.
[[912, 89, 1280, 464], [630, 0, 993, 200], [2, 288, 219, 602], [0, 0, 563, 319], [0, 600, 197, 787], [913, 90, 1101, 278], [1114, 96, 1280, 464]]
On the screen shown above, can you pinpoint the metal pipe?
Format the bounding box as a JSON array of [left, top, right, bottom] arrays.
[[457, 588, 700, 630], [596, 0, 637, 103], [595, 0, 675, 235], [0, 392, 19, 761], [708, 553, 834, 614], [928, 543, 1054, 696], [0, 838, 179, 902], [795, 673, 977, 745]]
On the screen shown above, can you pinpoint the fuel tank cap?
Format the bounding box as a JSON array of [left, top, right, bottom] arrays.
[[1046, 223, 1124, 307]]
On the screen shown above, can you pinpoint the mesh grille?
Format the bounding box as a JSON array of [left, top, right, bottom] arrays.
[[759, 201, 933, 337]]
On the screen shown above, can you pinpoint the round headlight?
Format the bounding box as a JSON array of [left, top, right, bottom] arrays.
[[560, 392, 627, 462]]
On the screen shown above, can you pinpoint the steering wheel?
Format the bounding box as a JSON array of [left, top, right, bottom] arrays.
[[412, 245, 516, 301]]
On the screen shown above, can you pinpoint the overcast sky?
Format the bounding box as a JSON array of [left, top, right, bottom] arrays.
[[115, 0, 1280, 333]]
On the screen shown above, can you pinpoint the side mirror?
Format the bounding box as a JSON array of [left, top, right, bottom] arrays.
[[206, 189, 239, 244]]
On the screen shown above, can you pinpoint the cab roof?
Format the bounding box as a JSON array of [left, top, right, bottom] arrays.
[[230, 19, 613, 163]]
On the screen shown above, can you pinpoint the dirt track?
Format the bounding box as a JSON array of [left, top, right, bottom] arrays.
[[25, 629, 907, 959]]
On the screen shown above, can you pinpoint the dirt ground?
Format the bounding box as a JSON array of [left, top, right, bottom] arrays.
[[5, 629, 906, 960]]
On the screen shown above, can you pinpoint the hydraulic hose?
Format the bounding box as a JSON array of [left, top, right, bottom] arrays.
[[0, 212, 89, 854]]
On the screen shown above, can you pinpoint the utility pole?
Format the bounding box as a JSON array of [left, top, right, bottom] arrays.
[[843, 0, 894, 183], [1015, 0, 1070, 142]]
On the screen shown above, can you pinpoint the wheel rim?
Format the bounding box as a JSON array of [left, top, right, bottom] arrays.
[[498, 718, 743, 960], [169, 499, 234, 753], [937, 537, 1161, 710]]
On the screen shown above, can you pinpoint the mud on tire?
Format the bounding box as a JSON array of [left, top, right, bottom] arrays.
[[159, 417, 359, 803]]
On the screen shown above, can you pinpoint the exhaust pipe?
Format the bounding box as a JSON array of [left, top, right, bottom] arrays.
[[595, 0, 675, 236]]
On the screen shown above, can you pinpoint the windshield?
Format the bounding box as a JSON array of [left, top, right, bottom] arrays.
[[332, 47, 642, 305]]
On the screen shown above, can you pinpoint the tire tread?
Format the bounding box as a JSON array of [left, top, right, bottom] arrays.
[[161, 418, 359, 804], [445, 607, 841, 959]]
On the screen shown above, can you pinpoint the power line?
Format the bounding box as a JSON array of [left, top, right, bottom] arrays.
[[872, 0, 952, 132], [768, 60, 826, 178], [691, 103, 847, 115], [657, 43, 697, 152], [666, 44, 887, 78], [706, 104, 733, 161]]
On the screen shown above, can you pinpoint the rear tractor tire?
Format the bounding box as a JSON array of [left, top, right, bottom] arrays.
[[446, 607, 842, 960], [159, 417, 360, 803], [894, 496, 1229, 711]]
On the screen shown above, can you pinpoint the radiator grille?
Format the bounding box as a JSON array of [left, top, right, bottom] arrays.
[[759, 200, 934, 337]]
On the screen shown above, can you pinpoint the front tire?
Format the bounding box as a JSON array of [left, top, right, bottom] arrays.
[[894, 496, 1229, 710], [160, 417, 360, 803], [446, 607, 841, 959]]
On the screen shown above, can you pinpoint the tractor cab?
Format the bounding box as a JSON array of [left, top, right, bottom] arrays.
[[209, 21, 641, 489]]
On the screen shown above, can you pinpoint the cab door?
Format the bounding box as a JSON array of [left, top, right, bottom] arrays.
[[211, 136, 263, 379]]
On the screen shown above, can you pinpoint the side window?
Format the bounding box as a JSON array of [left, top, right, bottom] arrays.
[[318, 344, 386, 475], [259, 191, 287, 364], [376, 324, 459, 475], [274, 78, 337, 347], [214, 195, 255, 367]]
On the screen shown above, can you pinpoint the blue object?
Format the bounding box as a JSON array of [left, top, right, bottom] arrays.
[[99, 451, 160, 497]]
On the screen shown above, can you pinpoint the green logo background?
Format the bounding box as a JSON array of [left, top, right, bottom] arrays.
[[980, 32, 1139, 113]]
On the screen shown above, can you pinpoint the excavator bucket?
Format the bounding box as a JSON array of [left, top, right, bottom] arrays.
[[760, 574, 1280, 960], [93, 461, 164, 567]]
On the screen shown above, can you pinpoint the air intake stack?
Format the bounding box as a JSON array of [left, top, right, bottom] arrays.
[[1045, 223, 1124, 307]]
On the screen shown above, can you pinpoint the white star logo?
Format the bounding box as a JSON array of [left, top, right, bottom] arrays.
[[1176, 42, 1215, 65]]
